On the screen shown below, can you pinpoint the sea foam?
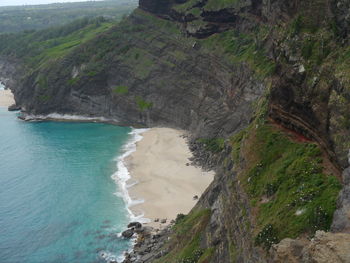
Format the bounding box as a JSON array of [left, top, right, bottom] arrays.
[[112, 128, 151, 224], [21, 112, 116, 123]]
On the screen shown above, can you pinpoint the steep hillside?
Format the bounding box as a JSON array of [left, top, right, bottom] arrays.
[[5, 8, 265, 139], [1, 0, 349, 262], [0, 0, 137, 33]]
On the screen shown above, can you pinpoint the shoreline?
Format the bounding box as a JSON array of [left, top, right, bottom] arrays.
[[5, 110, 214, 256], [112, 128, 150, 225], [19, 112, 119, 124], [125, 128, 214, 228]]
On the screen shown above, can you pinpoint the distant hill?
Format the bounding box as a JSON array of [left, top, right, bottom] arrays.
[[0, 0, 137, 33]]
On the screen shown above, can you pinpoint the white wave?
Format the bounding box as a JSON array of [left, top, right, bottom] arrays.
[[99, 250, 122, 263], [111, 128, 150, 225], [109, 128, 151, 262], [21, 112, 117, 123]]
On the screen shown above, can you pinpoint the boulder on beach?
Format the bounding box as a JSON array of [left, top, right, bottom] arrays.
[[8, 104, 21, 111], [127, 221, 142, 229], [122, 229, 134, 238]]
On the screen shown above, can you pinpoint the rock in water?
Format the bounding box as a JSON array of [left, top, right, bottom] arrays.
[[122, 229, 134, 238], [8, 104, 21, 111], [127, 222, 142, 229]]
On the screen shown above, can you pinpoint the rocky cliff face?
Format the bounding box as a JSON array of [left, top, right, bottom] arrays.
[[12, 9, 265, 139], [270, 230, 350, 262], [0, 58, 21, 92], [3, 0, 350, 262]]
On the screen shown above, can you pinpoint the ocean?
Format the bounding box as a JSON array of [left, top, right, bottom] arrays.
[[0, 107, 142, 263]]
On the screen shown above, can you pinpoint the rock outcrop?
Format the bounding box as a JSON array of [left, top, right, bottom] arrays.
[[270, 231, 350, 263], [332, 167, 350, 233]]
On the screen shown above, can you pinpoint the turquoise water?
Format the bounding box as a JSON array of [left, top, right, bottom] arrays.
[[0, 108, 133, 263]]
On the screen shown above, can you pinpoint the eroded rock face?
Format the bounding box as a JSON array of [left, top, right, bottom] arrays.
[[197, 168, 264, 262], [0, 58, 20, 91], [139, 0, 172, 14], [332, 168, 350, 233], [269, 238, 307, 263], [332, 0, 350, 38], [270, 231, 350, 263], [13, 11, 265, 139]]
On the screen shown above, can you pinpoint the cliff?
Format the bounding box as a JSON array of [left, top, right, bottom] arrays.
[[1, 0, 350, 262]]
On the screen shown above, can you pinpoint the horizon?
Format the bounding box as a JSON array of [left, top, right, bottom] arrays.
[[0, 0, 104, 7]]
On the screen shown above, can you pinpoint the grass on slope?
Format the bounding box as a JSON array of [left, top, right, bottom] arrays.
[[231, 120, 341, 249], [204, 0, 239, 11], [201, 28, 275, 78], [31, 21, 114, 69], [154, 210, 214, 263], [173, 0, 239, 13], [0, 17, 114, 71], [173, 0, 200, 13], [0, 0, 137, 33]]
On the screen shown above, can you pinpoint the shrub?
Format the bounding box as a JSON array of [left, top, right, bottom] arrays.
[[113, 85, 129, 95], [136, 96, 153, 111]]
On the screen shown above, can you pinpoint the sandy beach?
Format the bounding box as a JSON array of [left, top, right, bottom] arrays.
[[127, 128, 214, 228], [0, 89, 15, 107]]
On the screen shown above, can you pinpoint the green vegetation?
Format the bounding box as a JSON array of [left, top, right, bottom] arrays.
[[37, 75, 48, 89], [86, 71, 98, 77], [173, 0, 199, 13], [67, 77, 79, 86], [136, 96, 153, 111], [300, 35, 332, 67], [0, 0, 345, 259], [0, 0, 137, 33], [201, 28, 275, 78], [187, 7, 202, 17], [113, 86, 129, 95], [228, 241, 238, 262], [38, 94, 51, 102], [198, 138, 225, 153], [255, 224, 278, 250], [0, 7, 183, 101], [231, 123, 341, 249], [230, 129, 247, 163], [0, 16, 115, 71], [336, 45, 350, 83], [133, 8, 181, 34], [155, 209, 213, 263], [204, 0, 239, 11], [290, 15, 303, 36]]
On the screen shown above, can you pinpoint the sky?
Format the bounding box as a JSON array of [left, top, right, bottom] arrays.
[[0, 0, 99, 7]]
